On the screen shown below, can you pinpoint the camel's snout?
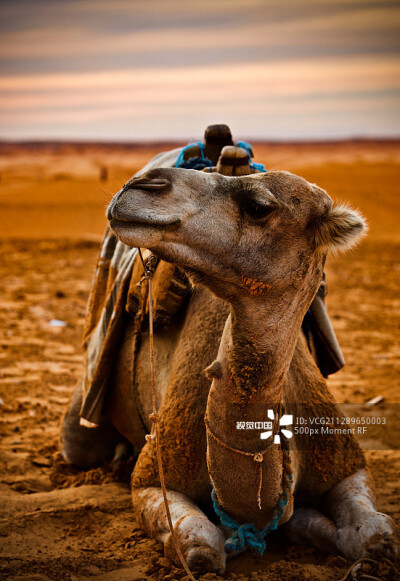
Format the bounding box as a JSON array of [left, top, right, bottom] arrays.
[[107, 175, 171, 222]]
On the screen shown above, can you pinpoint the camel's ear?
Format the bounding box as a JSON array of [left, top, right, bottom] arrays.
[[314, 203, 367, 254]]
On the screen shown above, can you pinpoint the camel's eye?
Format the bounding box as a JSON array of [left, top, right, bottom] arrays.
[[243, 199, 275, 220]]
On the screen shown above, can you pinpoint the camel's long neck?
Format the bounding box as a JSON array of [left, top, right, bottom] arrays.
[[205, 296, 304, 527], [208, 295, 304, 413]]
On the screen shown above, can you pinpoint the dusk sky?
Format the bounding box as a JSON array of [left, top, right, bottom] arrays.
[[0, 0, 399, 141]]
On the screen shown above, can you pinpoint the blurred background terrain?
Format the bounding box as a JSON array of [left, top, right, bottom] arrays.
[[0, 140, 399, 581]]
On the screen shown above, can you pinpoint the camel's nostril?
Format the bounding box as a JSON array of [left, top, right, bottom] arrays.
[[131, 178, 170, 191]]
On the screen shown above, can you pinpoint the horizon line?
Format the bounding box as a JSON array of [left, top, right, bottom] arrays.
[[1, 135, 399, 147]]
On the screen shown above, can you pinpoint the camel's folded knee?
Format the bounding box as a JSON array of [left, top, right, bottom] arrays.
[[132, 486, 226, 573]]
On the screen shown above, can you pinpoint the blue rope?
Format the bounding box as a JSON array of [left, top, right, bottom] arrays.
[[211, 469, 292, 555], [175, 141, 213, 171], [176, 139, 266, 173], [236, 140, 253, 156], [237, 140, 267, 172], [178, 157, 213, 170], [250, 161, 267, 172]]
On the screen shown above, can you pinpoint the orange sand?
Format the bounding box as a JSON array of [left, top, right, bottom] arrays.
[[0, 141, 399, 580]]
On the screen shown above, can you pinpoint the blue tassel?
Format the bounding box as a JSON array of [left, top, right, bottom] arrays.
[[250, 161, 267, 172], [175, 141, 213, 170], [236, 140, 267, 173]]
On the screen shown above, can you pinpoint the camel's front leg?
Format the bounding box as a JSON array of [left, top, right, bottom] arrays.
[[282, 505, 339, 554], [327, 468, 398, 561], [283, 469, 398, 562], [132, 486, 226, 573]]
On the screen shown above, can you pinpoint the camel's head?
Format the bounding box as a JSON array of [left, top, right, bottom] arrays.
[[107, 168, 366, 303]]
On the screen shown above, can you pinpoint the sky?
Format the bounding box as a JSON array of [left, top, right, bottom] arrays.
[[0, 0, 399, 141]]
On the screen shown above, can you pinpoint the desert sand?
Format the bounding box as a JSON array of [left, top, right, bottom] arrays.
[[0, 140, 399, 581]]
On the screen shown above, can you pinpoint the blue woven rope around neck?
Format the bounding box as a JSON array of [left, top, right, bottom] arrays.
[[211, 470, 292, 555]]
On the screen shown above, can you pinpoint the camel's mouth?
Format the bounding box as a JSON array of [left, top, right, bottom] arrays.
[[109, 216, 181, 231]]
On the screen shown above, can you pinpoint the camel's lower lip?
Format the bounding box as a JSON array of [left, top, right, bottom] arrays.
[[109, 217, 181, 230]]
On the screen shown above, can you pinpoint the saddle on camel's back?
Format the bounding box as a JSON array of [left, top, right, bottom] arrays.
[[79, 125, 345, 427]]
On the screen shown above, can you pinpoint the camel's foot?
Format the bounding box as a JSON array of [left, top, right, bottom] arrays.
[[328, 468, 399, 562], [335, 511, 398, 562], [164, 514, 226, 573], [133, 487, 226, 573], [61, 378, 123, 469]]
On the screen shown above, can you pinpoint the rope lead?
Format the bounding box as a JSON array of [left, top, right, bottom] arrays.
[[141, 254, 196, 581]]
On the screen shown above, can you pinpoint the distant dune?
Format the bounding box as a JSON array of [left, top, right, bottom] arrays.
[[0, 140, 398, 240]]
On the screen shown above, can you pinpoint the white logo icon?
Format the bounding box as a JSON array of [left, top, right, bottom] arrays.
[[260, 409, 293, 444]]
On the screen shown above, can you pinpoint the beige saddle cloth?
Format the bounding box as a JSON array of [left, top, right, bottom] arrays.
[[80, 231, 190, 426]]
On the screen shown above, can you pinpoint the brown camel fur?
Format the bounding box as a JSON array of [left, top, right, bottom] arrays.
[[61, 162, 398, 573]]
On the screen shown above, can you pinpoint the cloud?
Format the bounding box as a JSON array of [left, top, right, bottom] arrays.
[[1, 4, 398, 61], [0, 0, 399, 139], [1, 56, 398, 96], [1, 55, 398, 139]]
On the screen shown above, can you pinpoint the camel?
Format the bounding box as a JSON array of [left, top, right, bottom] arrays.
[[61, 159, 398, 573]]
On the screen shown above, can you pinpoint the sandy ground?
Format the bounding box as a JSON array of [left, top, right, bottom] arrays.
[[0, 141, 399, 581]]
